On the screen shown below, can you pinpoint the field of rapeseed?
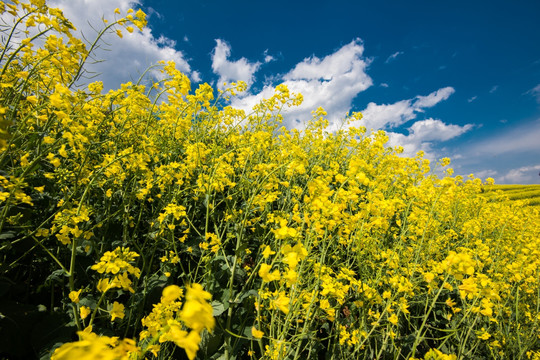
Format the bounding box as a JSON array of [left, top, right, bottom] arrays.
[[481, 185, 540, 209], [0, 1, 539, 359]]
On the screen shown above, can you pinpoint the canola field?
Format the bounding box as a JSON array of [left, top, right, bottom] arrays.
[[481, 185, 540, 208], [0, 2, 539, 360]]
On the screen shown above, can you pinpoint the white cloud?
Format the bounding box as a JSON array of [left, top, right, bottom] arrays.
[[499, 164, 540, 184], [230, 38, 373, 128], [489, 85, 499, 93], [408, 118, 473, 141], [380, 83, 389, 88], [385, 51, 403, 63], [46, 0, 199, 90], [263, 49, 275, 63], [413, 87, 455, 109], [359, 87, 455, 130], [386, 119, 473, 158], [468, 96, 477, 103], [526, 84, 540, 103], [145, 6, 163, 20], [474, 169, 498, 180], [211, 39, 261, 90], [361, 99, 417, 130]]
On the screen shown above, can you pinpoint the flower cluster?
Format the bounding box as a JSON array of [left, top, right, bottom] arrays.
[[140, 284, 215, 360], [91, 247, 141, 293]]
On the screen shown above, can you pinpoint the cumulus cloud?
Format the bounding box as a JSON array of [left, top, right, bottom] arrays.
[[230, 38, 373, 128], [385, 51, 403, 63], [361, 99, 417, 130], [44, 0, 199, 90], [499, 164, 540, 184], [359, 87, 455, 130], [408, 118, 473, 141], [386, 119, 473, 158], [211, 39, 261, 90]]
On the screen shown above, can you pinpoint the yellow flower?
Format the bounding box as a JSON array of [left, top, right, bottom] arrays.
[[283, 269, 298, 286], [51, 328, 137, 360], [262, 245, 275, 259], [281, 243, 308, 270], [147, 345, 160, 357], [97, 278, 111, 293], [170, 328, 201, 360], [388, 313, 399, 325], [26, 95, 38, 105], [162, 285, 183, 304], [259, 264, 280, 282], [274, 293, 290, 314], [283, 252, 299, 270], [424, 272, 435, 283], [180, 284, 215, 332], [135, 9, 146, 20], [110, 301, 125, 321], [251, 326, 264, 339], [79, 306, 91, 320], [68, 289, 82, 303], [477, 328, 491, 340]]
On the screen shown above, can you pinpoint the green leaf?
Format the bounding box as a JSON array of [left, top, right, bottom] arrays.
[[211, 300, 227, 316], [0, 231, 16, 240]]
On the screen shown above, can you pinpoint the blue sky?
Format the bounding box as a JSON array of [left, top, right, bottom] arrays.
[[46, 0, 540, 183]]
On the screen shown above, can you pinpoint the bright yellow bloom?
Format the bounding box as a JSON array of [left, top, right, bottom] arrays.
[[388, 313, 398, 325], [180, 284, 215, 332], [251, 326, 264, 339], [283, 269, 298, 286], [110, 301, 125, 321], [96, 278, 111, 293], [259, 263, 280, 282], [162, 285, 183, 304], [262, 245, 275, 259], [68, 289, 82, 303], [79, 306, 91, 320], [51, 328, 137, 360], [477, 328, 491, 340], [273, 293, 290, 314]]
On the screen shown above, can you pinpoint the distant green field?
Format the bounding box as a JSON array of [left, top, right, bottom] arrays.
[[481, 184, 540, 208]]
